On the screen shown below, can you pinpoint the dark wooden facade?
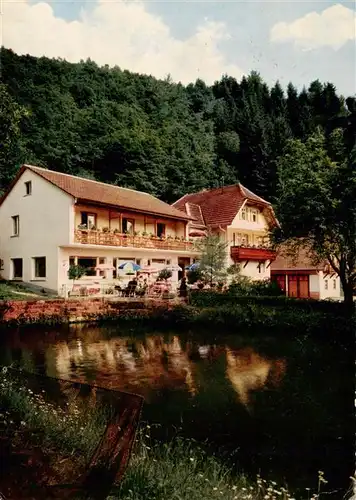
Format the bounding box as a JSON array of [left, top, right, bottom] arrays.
[[271, 271, 314, 299]]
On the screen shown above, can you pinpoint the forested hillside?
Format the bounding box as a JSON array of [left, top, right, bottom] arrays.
[[1, 47, 355, 203]]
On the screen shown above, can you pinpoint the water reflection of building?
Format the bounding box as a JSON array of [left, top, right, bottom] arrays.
[[225, 347, 286, 411], [54, 335, 198, 400]]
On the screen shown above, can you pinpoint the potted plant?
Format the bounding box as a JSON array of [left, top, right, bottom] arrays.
[[68, 264, 86, 291], [158, 269, 172, 281]]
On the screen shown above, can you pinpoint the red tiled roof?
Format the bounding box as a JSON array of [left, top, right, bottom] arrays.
[[186, 203, 206, 228], [2, 165, 191, 221], [271, 244, 326, 271], [173, 184, 274, 227]]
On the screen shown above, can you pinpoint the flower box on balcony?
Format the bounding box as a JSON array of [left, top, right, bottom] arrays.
[[74, 229, 193, 251], [230, 245, 276, 261]]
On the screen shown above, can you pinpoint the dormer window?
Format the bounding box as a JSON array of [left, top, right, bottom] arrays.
[[241, 209, 246, 220], [251, 210, 258, 222], [25, 181, 32, 196]]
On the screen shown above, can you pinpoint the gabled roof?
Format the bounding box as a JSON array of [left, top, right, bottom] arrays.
[[173, 184, 275, 227], [271, 244, 326, 271], [185, 203, 206, 228], [0, 165, 191, 221]]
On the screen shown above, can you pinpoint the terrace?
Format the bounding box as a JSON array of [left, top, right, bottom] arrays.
[[74, 229, 195, 252]]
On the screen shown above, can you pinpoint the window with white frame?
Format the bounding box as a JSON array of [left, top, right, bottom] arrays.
[[324, 280, 328, 290], [240, 208, 246, 220], [33, 257, 46, 278], [251, 210, 258, 222], [12, 215, 19, 236], [333, 279, 336, 289]]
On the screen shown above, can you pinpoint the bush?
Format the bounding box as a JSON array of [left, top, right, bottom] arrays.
[[158, 269, 172, 281], [189, 289, 348, 315], [228, 277, 283, 297], [187, 268, 203, 284]]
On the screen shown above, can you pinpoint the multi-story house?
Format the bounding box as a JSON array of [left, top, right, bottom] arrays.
[[173, 184, 278, 280], [0, 165, 198, 295]]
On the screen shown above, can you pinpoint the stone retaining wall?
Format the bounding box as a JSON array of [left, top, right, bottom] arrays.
[[0, 298, 174, 325]]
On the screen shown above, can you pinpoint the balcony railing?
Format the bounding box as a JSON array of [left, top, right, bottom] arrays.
[[74, 229, 194, 252], [231, 245, 276, 261]]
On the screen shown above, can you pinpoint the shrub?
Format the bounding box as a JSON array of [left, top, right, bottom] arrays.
[[158, 269, 172, 281], [187, 268, 203, 284], [228, 277, 283, 297]]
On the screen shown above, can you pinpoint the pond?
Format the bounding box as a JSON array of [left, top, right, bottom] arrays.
[[0, 323, 353, 498]]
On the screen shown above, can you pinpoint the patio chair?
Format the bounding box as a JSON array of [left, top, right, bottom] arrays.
[[125, 283, 137, 297]]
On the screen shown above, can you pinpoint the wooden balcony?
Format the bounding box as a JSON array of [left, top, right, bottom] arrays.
[[74, 230, 194, 252], [231, 245, 276, 261]]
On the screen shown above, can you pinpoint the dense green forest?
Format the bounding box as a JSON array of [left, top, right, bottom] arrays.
[[0, 47, 355, 203]]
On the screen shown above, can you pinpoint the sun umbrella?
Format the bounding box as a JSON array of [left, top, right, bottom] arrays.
[[95, 264, 116, 270], [164, 264, 182, 272], [138, 265, 159, 274], [118, 262, 141, 273], [189, 230, 207, 237], [185, 263, 200, 271]]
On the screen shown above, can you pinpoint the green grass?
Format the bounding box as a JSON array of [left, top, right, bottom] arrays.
[[0, 281, 44, 300], [0, 367, 108, 460], [111, 429, 332, 500]]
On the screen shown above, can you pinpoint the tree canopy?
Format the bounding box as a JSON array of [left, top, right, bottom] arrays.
[[0, 48, 353, 203], [196, 233, 228, 285], [274, 129, 356, 306]]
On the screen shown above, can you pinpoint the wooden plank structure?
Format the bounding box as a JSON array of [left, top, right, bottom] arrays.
[[0, 368, 144, 499]]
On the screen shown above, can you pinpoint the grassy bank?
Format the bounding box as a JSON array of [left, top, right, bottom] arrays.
[[0, 281, 50, 300], [0, 367, 107, 460], [0, 367, 343, 500], [114, 433, 306, 500], [0, 290, 354, 340], [1, 303, 354, 340]]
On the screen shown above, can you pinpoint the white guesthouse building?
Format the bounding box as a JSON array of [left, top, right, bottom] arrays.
[[0, 165, 198, 295]]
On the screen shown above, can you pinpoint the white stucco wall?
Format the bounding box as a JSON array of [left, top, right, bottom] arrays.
[[238, 261, 271, 280], [229, 203, 269, 233], [226, 204, 272, 280], [309, 274, 319, 294], [318, 271, 342, 300], [0, 169, 74, 292]]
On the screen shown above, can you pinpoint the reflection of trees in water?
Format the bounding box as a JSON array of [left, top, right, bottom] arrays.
[[225, 347, 286, 411]]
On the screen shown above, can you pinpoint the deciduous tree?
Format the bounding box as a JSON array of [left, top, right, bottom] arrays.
[[274, 130, 356, 308]]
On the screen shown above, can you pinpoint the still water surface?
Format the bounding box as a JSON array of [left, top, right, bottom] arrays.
[[0, 323, 353, 497]]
